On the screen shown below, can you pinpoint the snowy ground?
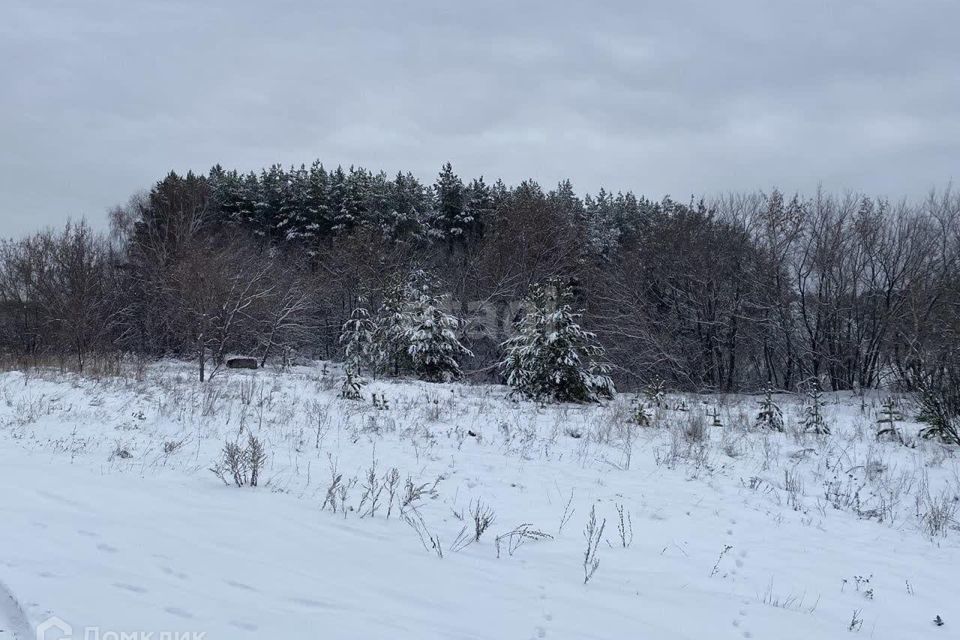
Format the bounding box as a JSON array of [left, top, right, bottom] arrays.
[[1, 363, 958, 639]]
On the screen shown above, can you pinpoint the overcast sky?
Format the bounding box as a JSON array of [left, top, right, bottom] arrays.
[[2, 0, 958, 237]]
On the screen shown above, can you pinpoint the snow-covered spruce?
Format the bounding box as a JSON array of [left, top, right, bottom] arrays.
[[372, 276, 415, 377], [500, 278, 614, 403], [405, 271, 472, 383], [339, 298, 374, 399], [339, 298, 375, 376]]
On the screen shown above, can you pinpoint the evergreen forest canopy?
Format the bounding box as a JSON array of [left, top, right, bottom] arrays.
[[1, 159, 958, 398]]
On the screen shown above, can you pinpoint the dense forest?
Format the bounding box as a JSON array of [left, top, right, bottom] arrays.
[[1, 161, 958, 397]]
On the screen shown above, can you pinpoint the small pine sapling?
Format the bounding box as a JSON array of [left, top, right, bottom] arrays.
[[339, 298, 374, 375], [755, 385, 784, 432], [802, 380, 830, 435], [709, 406, 722, 428], [339, 297, 373, 400], [876, 397, 905, 444], [340, 369, 365, 401]]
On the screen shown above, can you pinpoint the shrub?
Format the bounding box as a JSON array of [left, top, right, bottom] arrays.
[[631, 398, 651, 427], [210, 433, 268, 487], [644, 378, 666, 408], [471, 499, 496, 542]]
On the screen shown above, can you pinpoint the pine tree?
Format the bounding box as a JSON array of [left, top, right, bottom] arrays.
[[236, 171, 261, 229], [207, 165, 241, 227], [209, 167, 258, 229], [256, 164, 287, 238], [876, 397, 904, 443], [341, 166, 371, 232], [339, 298, 374, 376], [385, 172, 428, 240], [327, 166, 350, 234], [463, 177, 493, 241], [405, 271, 472, 382], [431, 162, 467, 248], [584, 189, 620, 259], [305, 161, 332, 241], [500, 278, 615, 403], [490, 178, 510, 211], [365, 171, 392, 235], [277, 164, 310, 241], [372, 277, 415, 377], [338, 299, 374, 401], [802, 380, 830, 434], [340, 370, 365, 401], [755, 385, 784, 431], [548, 179, 585, 228]]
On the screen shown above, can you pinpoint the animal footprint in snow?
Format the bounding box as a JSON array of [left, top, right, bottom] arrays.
[[225, 579, 258, 592], [230, 620, 259, 632], [732, 602, 752, 636], [533, 585, 553, 638], [160, 566, 189, 580], [96, 543, 118, 554], [288, 597, 338, 610], [164, 606, 194, 619], [113, 583, 148, 594]]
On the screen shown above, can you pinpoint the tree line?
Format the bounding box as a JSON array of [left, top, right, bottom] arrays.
[[0, 161, 957, 397]]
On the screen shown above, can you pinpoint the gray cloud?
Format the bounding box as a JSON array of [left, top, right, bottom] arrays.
[[1, 0, 958, 236]]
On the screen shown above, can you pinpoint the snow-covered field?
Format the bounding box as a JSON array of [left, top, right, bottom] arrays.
[[1, 363, 958, 639]]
